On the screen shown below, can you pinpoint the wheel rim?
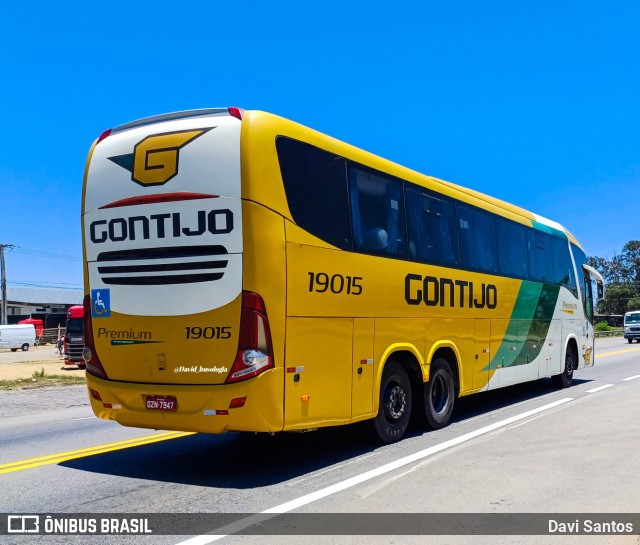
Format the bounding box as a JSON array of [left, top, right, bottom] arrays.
[[565, 354, 575, 377], [431, 372, 449, 414], [384, 383, 406, 421]]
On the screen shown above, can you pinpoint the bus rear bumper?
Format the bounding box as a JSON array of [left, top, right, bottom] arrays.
[[86, 369, 284, 434]]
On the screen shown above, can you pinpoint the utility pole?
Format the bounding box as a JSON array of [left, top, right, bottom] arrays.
[[0, 244, 15, 325]]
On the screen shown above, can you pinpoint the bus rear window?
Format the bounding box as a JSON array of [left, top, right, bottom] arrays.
[[276, 137, 351, 250]]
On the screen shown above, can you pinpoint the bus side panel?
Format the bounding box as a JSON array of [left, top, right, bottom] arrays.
[[284, 317, 353, 430], [352, 318, 375, 421], [490, 319, 538, 387], [473, 319, 491, 392]]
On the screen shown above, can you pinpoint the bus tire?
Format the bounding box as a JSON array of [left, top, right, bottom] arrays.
[[424, 358, 455, 430], [372, 362, 412, 444], [552, 346, 576, 388]]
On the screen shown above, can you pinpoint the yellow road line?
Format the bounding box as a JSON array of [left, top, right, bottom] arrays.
[[0, 431, 195, 474], [598, 346, 640, 358]]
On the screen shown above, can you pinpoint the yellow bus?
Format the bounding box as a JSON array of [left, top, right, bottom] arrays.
[[81, 107, 604, 443]]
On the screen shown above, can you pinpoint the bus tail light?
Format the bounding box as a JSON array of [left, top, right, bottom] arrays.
[[226, 291, 274, 383], [83, 295, 109, 380], [228, 107, 244, 120], [97, 129, 112, 143]]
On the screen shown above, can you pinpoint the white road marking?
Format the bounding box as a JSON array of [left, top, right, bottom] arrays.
[[173, 397, 574, 545], [622, 375, 640, 382], [585, 384, 614, 393]]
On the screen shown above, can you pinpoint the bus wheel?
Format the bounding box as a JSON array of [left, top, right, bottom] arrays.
[[372, 362, 412, 444], [552, 347, 576, 388], [424, 358, 455, 430]]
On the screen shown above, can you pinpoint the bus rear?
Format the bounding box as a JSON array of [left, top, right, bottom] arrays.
[[82, 108, 283, 433]]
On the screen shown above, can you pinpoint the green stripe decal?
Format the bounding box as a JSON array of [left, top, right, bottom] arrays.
[[485, 281, 561, 371]]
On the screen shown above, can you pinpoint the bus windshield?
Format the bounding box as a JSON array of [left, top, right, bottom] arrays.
[[624, 313, 640, 324]]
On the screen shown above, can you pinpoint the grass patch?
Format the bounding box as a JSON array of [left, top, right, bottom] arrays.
[[0, 368, 86, 390]]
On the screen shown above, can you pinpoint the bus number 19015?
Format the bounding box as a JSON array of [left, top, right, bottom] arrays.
[[185, 326, 232, 340], [308, 272, 363, 295]]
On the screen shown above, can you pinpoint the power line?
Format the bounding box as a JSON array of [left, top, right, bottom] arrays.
[[8, 280, 82, 289], [10, 246, 80, 262]]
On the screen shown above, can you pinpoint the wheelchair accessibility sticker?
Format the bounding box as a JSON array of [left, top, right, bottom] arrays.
[[91, 289, 111, 318]]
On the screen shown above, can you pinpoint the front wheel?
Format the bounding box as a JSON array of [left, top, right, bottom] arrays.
[[552, 347, 576, 388], [424, 358, 456, 430], [372, 362, 412, 444]]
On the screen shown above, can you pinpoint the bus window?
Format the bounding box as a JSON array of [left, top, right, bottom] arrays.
[[552, 237, 577, 295], [349, 167, 406, 257], [276, 137, 351, 250], [528, 231, 553, 284], [496, 218, 528, 278], [405, 185, 457, 265], [457, 204, 498, 273]]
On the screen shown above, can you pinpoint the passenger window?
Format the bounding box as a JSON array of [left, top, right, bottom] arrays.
[[348, 167, 406, 257], [528, 231, 553, 283], [458, 204, 498, 273], [496, 218, 528, 278], [276, 137, 351, 250], [552, 237, 577, 294], [405, 185, 457, 264]]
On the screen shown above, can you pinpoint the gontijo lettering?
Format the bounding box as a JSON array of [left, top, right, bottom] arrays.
[[89, 209, 233, 243], [405, 273, 498, 309]]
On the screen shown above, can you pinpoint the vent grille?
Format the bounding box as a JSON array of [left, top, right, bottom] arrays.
[[96, 245, 228, 285]]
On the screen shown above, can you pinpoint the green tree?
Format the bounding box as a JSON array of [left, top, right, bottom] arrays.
[[627, 297, 640, 311], [598, 283, 637, 315], [589, 240, 640, 313]]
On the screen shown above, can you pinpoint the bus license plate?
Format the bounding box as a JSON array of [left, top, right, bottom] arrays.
[[145, 395, 177, 411]]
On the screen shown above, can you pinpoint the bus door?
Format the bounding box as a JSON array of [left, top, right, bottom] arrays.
[[580, 264, 604, 364], [581, 265, 603, 323]]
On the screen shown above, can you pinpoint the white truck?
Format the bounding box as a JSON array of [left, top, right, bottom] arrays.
[[0, 324, 36, 351]]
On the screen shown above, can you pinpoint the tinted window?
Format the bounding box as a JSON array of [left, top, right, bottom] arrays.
[[458, 204, 498, 273], [552, 237, 577, 294], [349, 166, 407, 257], [406, 185, 458, 265], [276, 137, 351, 250], [496, 218, 528, 278], [528, 231, 554, 283]]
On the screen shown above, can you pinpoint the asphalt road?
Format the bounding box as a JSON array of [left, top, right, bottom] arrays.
[[1, 337, 639, 545]]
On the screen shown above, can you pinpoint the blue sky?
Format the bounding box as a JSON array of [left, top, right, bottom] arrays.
[[1, 0, 638, 293]]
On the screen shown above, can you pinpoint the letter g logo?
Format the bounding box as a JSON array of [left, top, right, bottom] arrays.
[[108, 128, 213, 186]]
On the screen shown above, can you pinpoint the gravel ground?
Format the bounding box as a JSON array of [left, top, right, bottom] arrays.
[[0, 384, 89, 417]]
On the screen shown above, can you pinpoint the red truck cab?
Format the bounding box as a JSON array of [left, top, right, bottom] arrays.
[[18, 318, 44, 340], [64, 305, 85, 368]]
